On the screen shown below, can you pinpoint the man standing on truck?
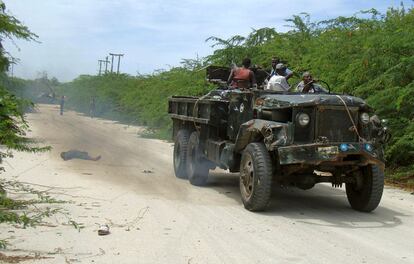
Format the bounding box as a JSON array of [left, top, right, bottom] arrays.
[[266, 63, 291, 91], [270, 57, 293, 80], [227, 58, 257, 89]]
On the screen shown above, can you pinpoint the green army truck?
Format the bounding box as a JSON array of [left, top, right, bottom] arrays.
[[168, 66, 390, 212]]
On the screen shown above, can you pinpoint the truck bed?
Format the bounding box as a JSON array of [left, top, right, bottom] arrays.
[[168, 96, 229, 126]]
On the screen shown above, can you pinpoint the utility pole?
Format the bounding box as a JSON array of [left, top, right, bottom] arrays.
[[104, 56, 110, 74], [116, 54, 124, 74], [98, 59, 107, 75], [109, 53, 124, 74], [109, 54, 115, 73]]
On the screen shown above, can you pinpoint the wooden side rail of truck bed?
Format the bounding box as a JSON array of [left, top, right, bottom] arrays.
[[168, 96, 229, 127]]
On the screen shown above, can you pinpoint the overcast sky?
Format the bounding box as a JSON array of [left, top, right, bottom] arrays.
[[3, 0, 413, 82]]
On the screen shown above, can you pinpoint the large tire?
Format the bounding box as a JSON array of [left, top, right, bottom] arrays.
[[186, 131, 209, 186], [239, 143, 273, 211], [173, 129, 190, 179], [346, 165, 384, 212]]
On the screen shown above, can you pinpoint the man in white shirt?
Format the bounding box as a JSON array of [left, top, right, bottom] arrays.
[[266, 63, 290, 91], [270, 58, 293, 80], [266, 75, 290, 91]]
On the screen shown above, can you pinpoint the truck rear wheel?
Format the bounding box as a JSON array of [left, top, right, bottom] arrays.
[[240, 143, 273, 211], [187, 131, 209, 186], [346, 165, 384, 212], [173, 129, 190, 179]]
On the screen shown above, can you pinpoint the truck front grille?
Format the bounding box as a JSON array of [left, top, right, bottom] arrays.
[[315, 107, 358, 142]]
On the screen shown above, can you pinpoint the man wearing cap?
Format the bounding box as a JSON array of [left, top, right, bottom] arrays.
[[270, 57, 293, 80], [266, 65, 290, 92], [296, 72, 327, 93]]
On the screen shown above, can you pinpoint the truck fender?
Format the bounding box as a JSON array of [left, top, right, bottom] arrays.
[[234, 119, 293, 152]]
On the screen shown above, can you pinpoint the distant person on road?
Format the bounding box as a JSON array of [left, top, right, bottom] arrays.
[[296, 72, 327, 93], [59, 95, 65, 115], [266, 63, 291, 92], [227, 58, 257, 89], [89, 97, 96, 118]]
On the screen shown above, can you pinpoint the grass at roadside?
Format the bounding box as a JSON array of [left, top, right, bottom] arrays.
[[386, 165, 414, 191]]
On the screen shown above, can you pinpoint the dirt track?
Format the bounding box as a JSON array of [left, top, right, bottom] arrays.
[[1, 104, 414, 263]]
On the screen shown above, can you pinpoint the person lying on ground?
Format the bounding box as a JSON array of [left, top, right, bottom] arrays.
[[60, 150, 101, 161]]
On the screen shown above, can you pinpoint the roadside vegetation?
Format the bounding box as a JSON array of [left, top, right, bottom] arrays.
[[8, 6, 414, 185], [0, 5, 60, 249]]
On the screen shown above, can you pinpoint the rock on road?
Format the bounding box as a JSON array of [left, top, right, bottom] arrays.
[[1, 104, 414, 264]]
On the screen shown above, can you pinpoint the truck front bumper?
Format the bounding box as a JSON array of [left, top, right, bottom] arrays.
[[277, 142, 384, 168]]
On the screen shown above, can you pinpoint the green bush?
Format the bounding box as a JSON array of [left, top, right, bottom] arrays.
[[50, 6, 413, 180]]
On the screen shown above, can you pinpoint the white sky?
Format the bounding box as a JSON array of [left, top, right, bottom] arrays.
[[3, 0, 413, 82]]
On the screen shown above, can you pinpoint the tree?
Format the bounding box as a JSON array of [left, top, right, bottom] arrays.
[[0, 3, 48, 167]]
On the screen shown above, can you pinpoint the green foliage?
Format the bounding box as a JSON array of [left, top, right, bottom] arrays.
[[0, 179, 69, 248], [0, 71, 60, 105], [0, 86, 49, 154], [0, 5, 54, 245], [0, 239, 8, 249], [57, 68, 211, 137], [386, 164, 414, 190], [0, 6, 37, 72], [58, 6, 413, 178], [0, 6, 49, 162], [0, 183, 63, 228], [205, 6, 414, 174]]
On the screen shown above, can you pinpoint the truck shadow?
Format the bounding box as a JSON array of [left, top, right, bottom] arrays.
[[208, 171, 407, 229]]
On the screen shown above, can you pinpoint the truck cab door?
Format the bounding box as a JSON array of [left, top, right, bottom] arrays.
[[227, 92, 254, 140]]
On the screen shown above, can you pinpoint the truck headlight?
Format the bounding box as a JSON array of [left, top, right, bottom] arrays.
[[297, 113, 310, 126], [360, 112, 370, 124]]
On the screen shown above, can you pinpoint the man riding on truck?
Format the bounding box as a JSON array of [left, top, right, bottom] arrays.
[[227, 58, 257, 89]]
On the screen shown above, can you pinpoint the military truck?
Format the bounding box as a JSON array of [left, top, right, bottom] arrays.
[[168, 66, 390, 212]]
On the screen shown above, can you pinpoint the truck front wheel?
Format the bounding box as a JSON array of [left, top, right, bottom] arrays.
[[187, 131, 209, 186], [173, 129, 190, 179], [346, 165, 384, 212], [240, 143, 273, 211]]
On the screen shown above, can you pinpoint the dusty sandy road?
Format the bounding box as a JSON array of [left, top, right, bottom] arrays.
[[1, 104, 414, 264]]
